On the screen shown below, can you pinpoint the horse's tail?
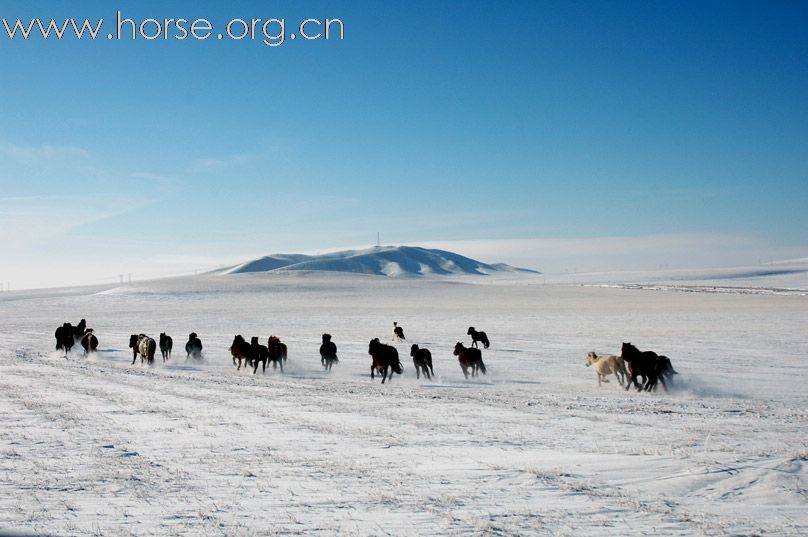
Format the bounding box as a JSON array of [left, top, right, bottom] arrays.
[[482, 335, 490, 349], [393, 360, 403, 374], [478, 360, 487, 375]]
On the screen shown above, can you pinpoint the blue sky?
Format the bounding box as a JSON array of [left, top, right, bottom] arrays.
[[1, 1, 806, 288]]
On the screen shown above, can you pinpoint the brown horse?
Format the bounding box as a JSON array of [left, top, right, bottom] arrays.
[[454, 342, 486, 379], [368, 338, 403, 383], [230, 335, 254, 370]]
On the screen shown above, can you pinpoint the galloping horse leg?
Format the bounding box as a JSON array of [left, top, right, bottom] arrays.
[[381, 366, 388, 384], [371, 365, 375, 380]]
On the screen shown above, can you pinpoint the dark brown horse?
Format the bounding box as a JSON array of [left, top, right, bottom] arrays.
[[320, 333, 338, 371], [159, 333, 173, 362], [410, 344, 434, 380], [230, 335, 253, 370], [368, 338, 403, 383], [454, 342, 486, 379], [621, 342, 669, 392], [267, 336, 287, 372]]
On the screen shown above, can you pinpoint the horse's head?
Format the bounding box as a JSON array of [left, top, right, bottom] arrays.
[[128, 334, 138, 348], [160, 332, 166, 340], [620, 342, 637, 360], [250, 336, 259, 346], [189, 332, 197, 339], [453, 342, 465, 356], [410, 344, 419, 356], [232, 335, 245, 346], [467, 327, 475, 335], [586, 351, 598, 366], [322, 333, 331, 343], [368, 338, 381, 354]]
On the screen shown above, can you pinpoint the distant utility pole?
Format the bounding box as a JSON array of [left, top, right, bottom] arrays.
[[127, 273, 132, 283], [119, 274, 124, 284], [377, 232, 380, 246]]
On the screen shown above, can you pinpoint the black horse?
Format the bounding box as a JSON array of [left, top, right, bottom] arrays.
[[320, 333, 338, 371], [80, 329, 98, 355], [410, 344, 434, 380], [454, 342, 487, 378], [54, 323, 75, 355], [72, 319, 87, 343], [467, 327, 490, 349], [267, 336, 287, 372], [250, 337, 269, 374], [231, 335, 254, 370], [621, 342, 669, 392], [185, 332, 203, 360], [159, 333, 173, 362], [656, 355, 678, 386], [368, 338, 403, 383]]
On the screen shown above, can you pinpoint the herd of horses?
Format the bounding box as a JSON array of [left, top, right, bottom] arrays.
[[54, 318, 679, 392], [54, 319, 98, 356], [585, 343, 678, 392]]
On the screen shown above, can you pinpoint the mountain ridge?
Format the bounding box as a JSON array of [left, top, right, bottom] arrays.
[[220, 245, 539, 278]]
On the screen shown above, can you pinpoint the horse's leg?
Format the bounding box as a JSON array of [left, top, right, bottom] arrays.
[[371, 366, 375, 380], [278, 358, 283, 374]]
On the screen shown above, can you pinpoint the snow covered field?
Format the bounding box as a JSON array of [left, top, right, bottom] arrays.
[[1, 271, 806, 536]]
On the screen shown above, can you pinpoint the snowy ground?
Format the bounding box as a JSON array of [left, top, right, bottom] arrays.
[[0, 271, 806, 536]]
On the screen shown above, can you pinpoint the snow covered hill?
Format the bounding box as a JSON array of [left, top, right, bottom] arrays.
[[220, 245, 540, 277]]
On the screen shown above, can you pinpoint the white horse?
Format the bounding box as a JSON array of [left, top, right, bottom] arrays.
[[585, 351, 628, 387]]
